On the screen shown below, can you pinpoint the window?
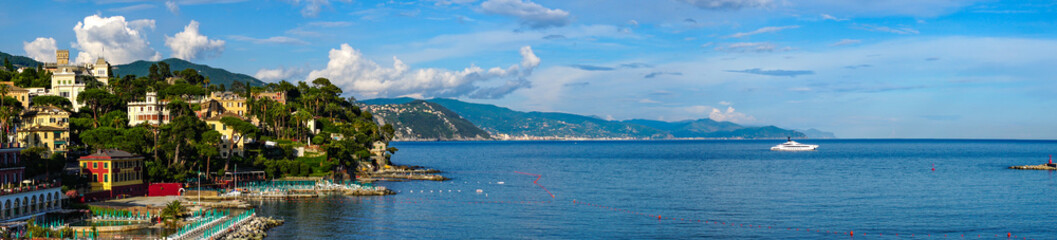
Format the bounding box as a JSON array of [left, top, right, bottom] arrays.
[[93, 162, 97, 169], [93, 174, 98, 182], [82, 163, 86, 168], [104, 163, 108, 169], [104, 174, 108, 182]]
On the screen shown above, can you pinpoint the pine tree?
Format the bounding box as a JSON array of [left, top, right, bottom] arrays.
[[2, 58, 12, 71]]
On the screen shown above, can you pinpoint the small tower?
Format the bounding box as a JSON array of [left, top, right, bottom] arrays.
[[56, 50, 69, 65]]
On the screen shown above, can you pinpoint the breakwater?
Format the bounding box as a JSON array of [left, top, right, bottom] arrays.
[[1008, 164, 1057, 170]]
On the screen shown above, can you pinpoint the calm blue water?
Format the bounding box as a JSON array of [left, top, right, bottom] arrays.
[[256, 140, 1057, 239]]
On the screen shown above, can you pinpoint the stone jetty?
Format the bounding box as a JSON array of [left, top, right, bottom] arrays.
[[1009, 164, 1057, 170], [219, 216, 284, 240]]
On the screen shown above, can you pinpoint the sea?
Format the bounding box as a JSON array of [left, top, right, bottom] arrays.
[[255, 140, 1057, 239]]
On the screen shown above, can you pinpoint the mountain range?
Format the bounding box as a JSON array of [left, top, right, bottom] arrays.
[[0, 51, 264, 87], [361, 98, 832, 140], [363, 100, 491, 141], [113, 58, 265, 87]]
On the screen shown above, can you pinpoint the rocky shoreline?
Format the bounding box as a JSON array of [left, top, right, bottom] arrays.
[[220, 216, 284, 240], [1009, 164, 1057, 170]]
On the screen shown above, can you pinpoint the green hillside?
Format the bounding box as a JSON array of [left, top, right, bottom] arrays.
[[0, 51, 43, 68], [364, 100, 491, 141], [113, 58, 264, 87], [362, 98, 808, 139]]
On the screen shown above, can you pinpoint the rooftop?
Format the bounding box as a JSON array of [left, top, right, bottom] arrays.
[[79, 149, 142, 161]]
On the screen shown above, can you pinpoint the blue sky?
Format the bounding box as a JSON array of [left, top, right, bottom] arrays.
[[2, 0, 1057, 139]]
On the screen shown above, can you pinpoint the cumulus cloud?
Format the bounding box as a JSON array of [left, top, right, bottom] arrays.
[[165, 20, 225, 61], [166, 1, 180, 14], [685, 105, 756, 123], [830, 39, 861, 46], [23, 37, 58, 62], [678, 0, 774, 10], [710, 106, 755, 123], [725, 25, 798, 38], [255, 67, 306, 82], [727, 68, 814, 77], [305, 44, 540, 99], [72, 14, 162, 64], [480, 0, 571, 29]]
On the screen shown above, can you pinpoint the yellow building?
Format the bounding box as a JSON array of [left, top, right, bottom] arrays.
[[79, 149, 146, 198], [17, 106, 70, 156], [205, 112, 248, 158], [209, 92, 247, 117], [0, 82, 30, 109]]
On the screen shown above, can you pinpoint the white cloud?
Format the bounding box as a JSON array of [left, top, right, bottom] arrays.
[[306, 44, 540, 99], [820, 14, 846, 21], [480, 0, 571, 29], [255, 67, 306, 82], [23, 37, 58, 62], [830, 39, 861, 46], [711, 106, 755, 123], [72, 14, 162, 64], [166, 1, 180, 14], [719, 101, 732, 106], [725, 25, 798, 38], [229, 35, 309, 45], [639, 98, 661, 104], [165, 21, 225, 61], [678, 0, 774, 10], [685, 105, 755, 123]]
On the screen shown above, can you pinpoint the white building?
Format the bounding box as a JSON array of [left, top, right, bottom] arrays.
[[127, 92, 171, 126], [0, 144, 64, 222], [44, 50, 109, 111]]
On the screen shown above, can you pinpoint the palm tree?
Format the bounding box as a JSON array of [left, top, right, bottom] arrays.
[[292, 110, 312, 143], [161, 200, 184, 227]]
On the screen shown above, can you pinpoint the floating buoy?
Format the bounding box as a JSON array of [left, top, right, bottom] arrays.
[[497, 182, 505, 185], [476, 189, 483, 193]]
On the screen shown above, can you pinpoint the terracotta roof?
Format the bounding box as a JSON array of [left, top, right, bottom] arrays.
[[23, 106, 68, 116], [20, 126, 67, 131], [79, 149, 142, 160], [204, 111, 245, 121]]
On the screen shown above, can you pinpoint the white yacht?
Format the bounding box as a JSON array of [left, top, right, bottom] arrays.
[[770, 137, 818, 151]]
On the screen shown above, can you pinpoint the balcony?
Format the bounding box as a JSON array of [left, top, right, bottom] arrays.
[[0, 182, 61, 196]]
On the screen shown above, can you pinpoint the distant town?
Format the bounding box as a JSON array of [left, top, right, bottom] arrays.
[[0, 50, 406, 238]]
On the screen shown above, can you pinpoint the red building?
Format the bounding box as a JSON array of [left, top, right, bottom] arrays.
[[79, 149, 147, 199], [0, 144, 23, 186]]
